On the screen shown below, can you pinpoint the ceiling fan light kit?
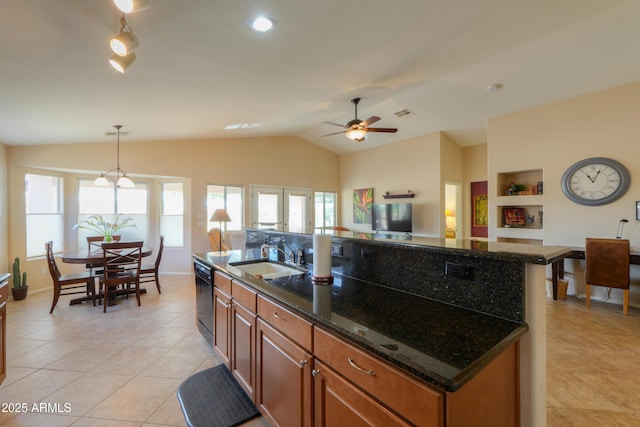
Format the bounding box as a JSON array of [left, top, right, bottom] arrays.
[[323, 97, 398, 143]]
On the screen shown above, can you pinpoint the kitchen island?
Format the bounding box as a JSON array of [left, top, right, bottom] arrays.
[[194, 229, 572, 426]]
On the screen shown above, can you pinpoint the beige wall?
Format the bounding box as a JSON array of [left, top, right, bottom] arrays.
[[339, 131, 462, 236], [7, 136, 340, 292], [462, 144, 488, 239], [488, 80, 640, 305]]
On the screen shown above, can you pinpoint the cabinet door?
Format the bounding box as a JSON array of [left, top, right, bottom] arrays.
[[231, 301, 256, 402], [313, 360, 411, 427], [256, 318, 312, 427], [213, 287, 231, 367]]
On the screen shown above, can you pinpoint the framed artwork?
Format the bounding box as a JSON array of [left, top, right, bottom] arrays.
[[503, 207, 526, 226], [473, 194, 488, 227], [353, 188, 373, 224], [470, 181, 488, 238]]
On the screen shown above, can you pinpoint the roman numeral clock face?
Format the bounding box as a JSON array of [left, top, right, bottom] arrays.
[[561, 157, 630, 206]]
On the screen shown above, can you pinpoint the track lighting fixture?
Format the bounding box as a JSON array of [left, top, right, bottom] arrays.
[[113, 0, 149, 14], [109, 52, 136, 73], [110, 16, 138, 56]]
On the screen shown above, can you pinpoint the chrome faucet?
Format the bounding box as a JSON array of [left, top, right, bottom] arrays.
[[261, 243, 296, 265]]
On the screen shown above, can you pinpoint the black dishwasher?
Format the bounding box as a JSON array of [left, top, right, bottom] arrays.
[[194, 259, 214, 343]]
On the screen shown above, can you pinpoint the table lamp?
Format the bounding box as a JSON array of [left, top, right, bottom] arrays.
[[210, 209, 232, 251]]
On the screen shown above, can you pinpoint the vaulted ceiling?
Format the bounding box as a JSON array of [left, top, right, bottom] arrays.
[[1, 0, 638, 154]]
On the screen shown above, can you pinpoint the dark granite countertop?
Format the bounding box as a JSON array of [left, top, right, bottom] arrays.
[[194, 249, 529, 392]]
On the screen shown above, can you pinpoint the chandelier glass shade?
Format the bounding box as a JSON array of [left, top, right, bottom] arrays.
[[95, 125, 135, 188]]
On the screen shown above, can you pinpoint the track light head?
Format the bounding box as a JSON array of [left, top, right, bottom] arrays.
[[113, 0, 149, 14], [110, 27, 138, 56], [109, 52, 136, 73]]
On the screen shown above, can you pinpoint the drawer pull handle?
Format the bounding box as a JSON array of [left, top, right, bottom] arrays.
[[312, 369, 321, 378], [273, 312, 287, 321], [348, 357, 376, 376], [220, 300, 229, 308], [299, 359, 308, 368]]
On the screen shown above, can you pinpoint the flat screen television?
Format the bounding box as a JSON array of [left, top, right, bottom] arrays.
[[372, 203, 413, 233]]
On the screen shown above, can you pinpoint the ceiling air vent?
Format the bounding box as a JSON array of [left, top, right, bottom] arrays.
[[394, 109, 415, 118]]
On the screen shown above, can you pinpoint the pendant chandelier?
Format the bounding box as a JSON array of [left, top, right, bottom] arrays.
[[95, 125, 135, 188]]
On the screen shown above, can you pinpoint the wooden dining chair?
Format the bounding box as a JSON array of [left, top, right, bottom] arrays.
[[585, 238, 630, 315], [98, 241, 143, 313], [139, 235, 164, 293], [86, 235, 121, 275], [45, 241, 96, 313]]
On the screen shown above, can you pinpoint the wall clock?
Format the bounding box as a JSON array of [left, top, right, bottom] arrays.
[[561, 157, 630, 206]]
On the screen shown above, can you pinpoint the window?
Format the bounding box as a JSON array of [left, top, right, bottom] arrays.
[[160, 182, 184, 247], [207, 185, 243, 231], [315, 191, 336, 232], [77, 179, 149, 248], [26, 173, 63, 257]]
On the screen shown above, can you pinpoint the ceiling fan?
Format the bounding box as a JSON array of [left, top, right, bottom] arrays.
[[323, 97, 398, 142]]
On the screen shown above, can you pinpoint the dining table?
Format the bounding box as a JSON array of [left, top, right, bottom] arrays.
[[60, 245, 154, 306]]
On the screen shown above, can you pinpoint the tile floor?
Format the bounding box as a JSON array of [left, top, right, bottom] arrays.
[[0, 275, 268, 427], [546, 295, 640, 426], [1, 274, 639, 426]]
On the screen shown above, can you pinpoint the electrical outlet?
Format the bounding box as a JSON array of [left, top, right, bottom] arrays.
[[445, 261, 473, 280]]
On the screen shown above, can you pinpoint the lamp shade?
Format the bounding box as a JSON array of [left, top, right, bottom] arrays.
[[210, 209, 231, 223], [95, 175, 111, 186], [113, 0, 149, 13], [109, 52, 136, 73]]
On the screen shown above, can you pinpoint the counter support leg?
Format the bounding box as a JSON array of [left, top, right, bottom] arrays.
[[520, 264, 546, 427]]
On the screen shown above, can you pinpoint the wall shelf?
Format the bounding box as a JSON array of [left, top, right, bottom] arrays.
[[382, 191, 415, 199]]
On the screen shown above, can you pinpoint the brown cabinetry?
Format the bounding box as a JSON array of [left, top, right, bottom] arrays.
[[230, 280, 257, 401], [313, 359, 412, 427], [314, 327, 443, 427], [256, 316, 313, 427], [213, 287, 231, 366], [0, 274, 8, 385]]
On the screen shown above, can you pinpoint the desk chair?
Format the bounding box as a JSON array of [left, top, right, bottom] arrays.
[[139, 235, 164, 293], [99, 241, 143, 313], [585, 238, 630, 315], [45, 241, 96, 313]]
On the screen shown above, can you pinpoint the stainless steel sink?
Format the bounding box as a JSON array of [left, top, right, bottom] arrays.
[[229, 260, 306, 279]]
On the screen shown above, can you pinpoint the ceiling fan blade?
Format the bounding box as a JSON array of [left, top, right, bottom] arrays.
[[360, 116, 380, 127], [322, 130, 348, 137], [322, 121, 348, 128], [367, 127, 398, 133]]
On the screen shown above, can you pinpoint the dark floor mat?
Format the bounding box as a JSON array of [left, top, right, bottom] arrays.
[[177, 365, 259, 427]]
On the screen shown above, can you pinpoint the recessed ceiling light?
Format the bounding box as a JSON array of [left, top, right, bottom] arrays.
[[225, 123, 262, 130], [251, 17, 273, 32], [486, 83, 503, 93]]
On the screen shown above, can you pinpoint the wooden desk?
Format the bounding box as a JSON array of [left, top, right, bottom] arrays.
[[550, 248, 640, 300], [60, 246, 153, 305]]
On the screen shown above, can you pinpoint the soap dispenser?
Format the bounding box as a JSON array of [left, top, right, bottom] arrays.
[[261, 241, 269, 259]]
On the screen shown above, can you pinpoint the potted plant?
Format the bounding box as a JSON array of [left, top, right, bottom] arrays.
[[73, 214, 136, 242], [11, 257, 28, 301]]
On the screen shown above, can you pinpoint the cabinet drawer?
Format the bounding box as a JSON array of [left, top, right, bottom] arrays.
[[257, 295, 312, 351], [314, 327, 443, 427], [232, 280, 257, 313], [213, 271, 232, 294], [0, 283, 7, 305]]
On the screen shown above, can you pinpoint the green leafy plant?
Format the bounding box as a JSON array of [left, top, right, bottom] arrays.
[[73, 214, 136, 241], [12, 257, 27, 289]]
